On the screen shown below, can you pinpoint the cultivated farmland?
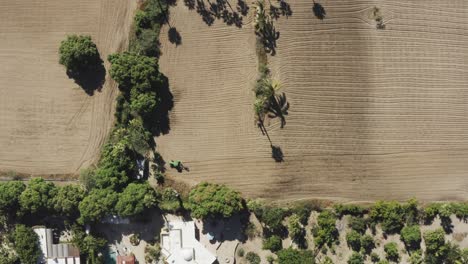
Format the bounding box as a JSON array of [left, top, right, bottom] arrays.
[[0, 0, 136, 175], [157, 0, 468, 202]]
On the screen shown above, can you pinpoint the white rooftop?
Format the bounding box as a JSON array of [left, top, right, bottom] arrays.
[[161, 221, 216, 264], [33, 227, 80, 264]]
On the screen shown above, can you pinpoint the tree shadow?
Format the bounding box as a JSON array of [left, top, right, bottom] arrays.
[[267, 92, 289, 128], [312, 2, 326, 20], [66, 58, 105, 96], [201, 214, 247, 243], [168, 27, 182, 45], [237, 0, 249, 16], [271, 145, 284, 162], [145, 75, 174, 136], [441, 216, 454, 234], [187, 0, 246, 27], [269, 0, 292, 20]]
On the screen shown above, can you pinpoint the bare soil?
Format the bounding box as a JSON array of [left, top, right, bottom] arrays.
[[0, 0, 137, 175], [157, 0, 468, 202]]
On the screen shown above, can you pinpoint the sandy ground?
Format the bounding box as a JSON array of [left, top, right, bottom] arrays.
[[0, 0, 136, 175], [157, 0, 468, 202]]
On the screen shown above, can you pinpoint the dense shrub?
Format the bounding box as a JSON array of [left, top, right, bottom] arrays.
[[360, 234, 375, 254], [313, 211, 338, 248], [255, 206, 286, 234], [423, 203, 441, 223], [384, 242, 399, 262], [370, 252, 380, 262], [288, 214, 304, 241], [369, 201, 405, 234], [347, 252, 364, 264], [348, 216, 367, 234], [400, 225, 421, 250], [159, 188, 182, 213], [262, 235, 282, 252], [408, 250, 423, 264], [423, 228, 447, 262], [346, 230, 361, 251], [277, 248, 315, 264], [188, 182, 244, 219], [246, 252, 261, 264], [292, 204, 312, 225], [334, 204, 366, 217]]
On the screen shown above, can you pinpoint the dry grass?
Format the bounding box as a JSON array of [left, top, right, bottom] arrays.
[[0, 0, 137, 176]]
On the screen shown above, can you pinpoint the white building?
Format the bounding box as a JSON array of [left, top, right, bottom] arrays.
[[33, 227, 80, 264], [161, 221, 216, 264]]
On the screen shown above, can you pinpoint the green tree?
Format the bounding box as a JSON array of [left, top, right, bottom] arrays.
[[19, 178, 57, 215], [288, 214, 303, 241], [0, 181, 26, 214], [313, 211, 338, 248], [400, 225, 421, 251], [369, 201, 405, 234], [262, 235, 282, 252], [127, 118, 153, 155], [59, 35, 101, 73], [13, 225, 41, 264], [360, 234, 375, 254], [188, 182, 244, 219], [246, 252, 261, 264], [277, 248, 315, 264], [133, 29, 160, 57], [71, 225, 107, 261], [347, 252, 364, 264], [424, 228, 448, 262], [78, 189, 119, 223], [159, 187, 182, 213], [292, 204, 312, 225], [53, 185, 85, 217], [409, 250, 423, 264], [346, 230, 361, 251], [384, 242, 399, 262], [108, 52, 162, 93], [348, 216, 367, 234], [259, 207, 286, 233], [115, 183, 158, 217], [130, 91, 159, 117]]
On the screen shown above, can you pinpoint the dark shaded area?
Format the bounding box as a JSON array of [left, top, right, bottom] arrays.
[[441, 216, 454, 234], [66, 58, 105, 96], [145, 75, 174, 136], [271, 145, 284, 162], [201, 213, 249, 243], [257, 27, 280, 56], [313, 2, 326, 20], [269, 0, 292, 20], [267, 92, 289, 128], [168, 27, 182, 45], [185, 0, 248, 27]]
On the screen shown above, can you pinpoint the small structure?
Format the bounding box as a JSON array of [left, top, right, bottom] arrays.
[[33, 227, 80, 264], [136, 158, 146, 179], [161, 221, 216, 264], [117, 255, 135, 264]]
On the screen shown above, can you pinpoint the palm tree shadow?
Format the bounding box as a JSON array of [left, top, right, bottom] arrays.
[[313, 2, 326, 20], [267, 92, 289, 128], [66, 58, 106, 96], [168, 27, 182, 45], [271, 145, 284, 162]]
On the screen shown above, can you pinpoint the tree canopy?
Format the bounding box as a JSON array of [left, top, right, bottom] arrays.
[[188, 182, 244, 219], [400, 225, 421, 251], [115, 183, 158, 217], [107, 52, 162, 93], [78, 189, 118, 223], [59, 35, 101, 73], [53, 185, 85, 217], [313, 211, 338, 248], [0, 181, 26, 214], [13, 225, 41, 264], [19, 178, 57, 215], [276, 248, 315, 264]]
